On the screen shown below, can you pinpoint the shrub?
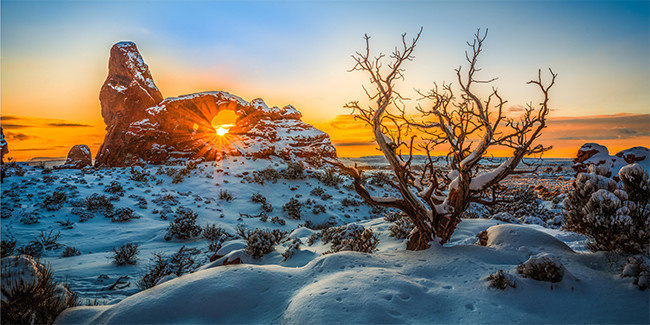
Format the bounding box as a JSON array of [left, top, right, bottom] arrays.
[[251, 193, 267, 204], [239, 227, 287, 259], [389, 216, 414, 239], [270, 216, 286, 225], [20, 211, 40, 225], [1, 255, 78, 324], [112, 243, 139, 266], [85, 193, 114, 213], [137, 246, 201, 290], [563, 164, 650, 255], [312, 204, 326, 215], [318, 168, 342, 187], [104, 207, 140, 223], [369, 171, 395, 187], [252, 166, 280, 184], [516, 254, 565, 283], [130, 167, 154, 182], [203, 224, 233, 251], [103, 181, 125, 196], [282, 239, 301, 261], [621, 255, 649, 290], [219, 189, 234, 202], [487, 270, 517, 289], [282, 198, 302, 219], [61, 247, 82, 257], [16, 241, 43, 257], [281, 162, 305, 180], [322, 224, 378, 254], [310, 186, 325, 197], [165, 207, 202, 241], [37, 230, 61, 250], [342, 198, 362, 207], [71, 207, 94, 222], [42, 191, 67, 211], [152, 193, 180, 206], [1, 239, 16, 258]]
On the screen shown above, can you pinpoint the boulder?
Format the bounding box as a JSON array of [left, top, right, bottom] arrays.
[[96, 42, 336, 167], [573, 143, 649, 177], [59, 145, 92, 169]]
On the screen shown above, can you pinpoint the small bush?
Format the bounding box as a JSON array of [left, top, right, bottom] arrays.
[[61, 247, 82, 257], [282, 238, 301, 261], [85, 193, 114, 213], [281, 162, 305, 180], [318, 168, 343, 187], [270, 216, 286, 225], [71, 207, 94, 222], [389, 216, 414, 239], [42, 191, 67, 211], [283, 198, 302, 219], [516, 254, 565, 283], [369, 171, 394, 187], [621, 255, 649, 290], [152, 193, 180, 206], [103, 181, 125, 196], [137, 246, 201, 290], [1, 256, 78, 324], [203, 224, 233, 251], [37, 230, 61, 250], [112, 243, 139, 266], [487, 270, 517, 289], [20, 211, 40, 225], [104, 207, 140, 223], [252, 166, 280, 184], [322, 224, 378, 254], [312, 204, 326, 215], [240, 228, 287, 259], [341, 198, 362, 207], [16, 241, 43, 257], [1, 239, 16, 258], [251, 193, 267, 204], [130, 167, 154, 182], [165, 207, 202, 241], [219, 189, 234, 202], [310, 186, 325, 197]]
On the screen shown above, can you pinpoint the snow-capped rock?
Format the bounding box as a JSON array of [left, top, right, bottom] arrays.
[[95, 42, 337, 167], [58, 144, 92, 169], [573, 143, 648, 177]]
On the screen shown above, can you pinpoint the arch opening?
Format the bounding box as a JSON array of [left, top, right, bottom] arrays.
[[211, 110, 238, 136]]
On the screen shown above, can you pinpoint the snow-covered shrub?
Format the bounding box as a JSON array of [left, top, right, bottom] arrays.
[[84, 193, 114, 213], [318, 168, 343, 187], [219, 189, 234, 202], [1, 239, 16, 258], [252, 166, 280, 184], [137, 246, 201, 290], [368, 171, 394, 187], [37, 230, 61, 250], [270, 216, 286, 225], [341, 198, 362, 207], [104, 207, 140, 223], [563, 164, 649, 255], [489, 187, 558, 227], [283, 198, 302, 219], [20, 211, 40, 225], [310, 186, 325, 197], [239, 228, 287, 259], [103, 181, 125, 196], [130, 167, 154, 182], [621, 256, 649, 290], [1, 255, 77, 324], [389, 216, 414, 240], [111, 243, 139, 266], [251, 193, 267, 204], [281, 162, 305, 180], [128, 194, 148, 209], [16, 241, 43, 257], [164, 207, 202, 241], [516, 254, 565, 283], [322, 224, 379, 254], [487, 270, 517, 289], [282, 239, 301, 261], [70, 207, 94, 222], [42, 191, 67, 211], [202, 224, 233, 251], [61, 247, 82, 257], [312, 204, 326, 215], [152, 193, 180, 206]]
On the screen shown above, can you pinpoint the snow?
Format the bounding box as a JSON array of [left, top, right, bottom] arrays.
[[1, 156, 647, 324], [56, 223, 648, 324], [1, 255, 42, 302]]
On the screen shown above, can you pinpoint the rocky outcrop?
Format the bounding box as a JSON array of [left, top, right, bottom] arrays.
[[59, 145, 92, 169], [573, 143, 649, 176], [0, 127, 8, 163], [96, 42, 336, 167]]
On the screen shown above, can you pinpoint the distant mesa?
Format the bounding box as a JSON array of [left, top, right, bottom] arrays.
[[573, 143, 648, 176], [58, 144, 92, 169], [95, 41, 337, 167]]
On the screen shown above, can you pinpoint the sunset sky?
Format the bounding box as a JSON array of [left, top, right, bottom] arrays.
[[1, 0, 648, 161]]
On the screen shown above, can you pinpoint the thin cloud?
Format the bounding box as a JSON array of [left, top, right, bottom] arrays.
[[333, 141, 376, 147], [13, 146, 66, 152], [6, 132, 32, 141], [48, 123, 93, 128], [1, 123, 32, 129], [0, 116, 21, 121]]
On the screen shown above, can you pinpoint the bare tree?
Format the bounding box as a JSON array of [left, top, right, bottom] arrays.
[[329, 28, 556, 250]]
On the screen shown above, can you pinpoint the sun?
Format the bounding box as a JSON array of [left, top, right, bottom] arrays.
[[216, 126, 229, 136]]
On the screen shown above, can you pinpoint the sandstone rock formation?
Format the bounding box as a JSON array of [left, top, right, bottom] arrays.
[[59, 145, 92, 169], [0, 127, 8, 163], [96, 42, 337, 167]]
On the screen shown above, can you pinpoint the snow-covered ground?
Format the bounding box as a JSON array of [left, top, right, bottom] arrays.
[[2, 156, 648, 324]]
